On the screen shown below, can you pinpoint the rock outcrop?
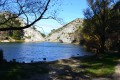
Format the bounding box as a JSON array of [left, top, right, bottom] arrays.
[[23, 27, 45, 42], [46, 18, 83, 43], [18, 18, 45, 42]]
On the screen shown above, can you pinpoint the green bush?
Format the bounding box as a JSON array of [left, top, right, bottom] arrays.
[[41, 33, 46, 37]]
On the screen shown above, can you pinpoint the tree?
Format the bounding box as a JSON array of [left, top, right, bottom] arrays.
[[82, 0, 120, 53], [108, 1, 120, 52], [41, 32, 46, 37], [0, 0, 61, 31]]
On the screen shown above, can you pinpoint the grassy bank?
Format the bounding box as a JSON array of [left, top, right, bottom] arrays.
[[48, 53, 120, 79], [80, 53, 120, 77], [0, 53, 120, 80]]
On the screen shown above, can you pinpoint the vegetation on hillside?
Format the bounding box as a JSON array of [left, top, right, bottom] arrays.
[[41, 32, 46, 37], [0, 12, 24, 40]]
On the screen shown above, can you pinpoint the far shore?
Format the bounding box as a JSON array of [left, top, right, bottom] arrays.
[[0, 40, 45, 43], [0, 40, 80, 45]]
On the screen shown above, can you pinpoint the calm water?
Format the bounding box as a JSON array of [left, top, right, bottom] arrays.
[[0, 42, 89, 63]]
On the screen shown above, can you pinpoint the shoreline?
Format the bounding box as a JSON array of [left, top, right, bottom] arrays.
[[0, 52, 120, 80], [0, 40, 80, 45], [0, 40, 45, 43]]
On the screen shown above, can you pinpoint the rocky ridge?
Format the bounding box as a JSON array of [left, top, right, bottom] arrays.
[[18, 18, 45, 42], [23, 27, 45, 42], [0, 12, 83, 43], [46, 18, 83, 43]]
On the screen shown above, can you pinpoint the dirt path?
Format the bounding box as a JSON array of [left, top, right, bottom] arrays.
[[113, 59, 120, 80], [29, 56, 120, 80], [48, 58, 92, 80], [48, 58, 114, 80]]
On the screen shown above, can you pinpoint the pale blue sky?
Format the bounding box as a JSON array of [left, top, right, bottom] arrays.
[[35, 0, 88, 34]]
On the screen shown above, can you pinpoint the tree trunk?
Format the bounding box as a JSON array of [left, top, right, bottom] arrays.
[[99, 35, 105, 53]]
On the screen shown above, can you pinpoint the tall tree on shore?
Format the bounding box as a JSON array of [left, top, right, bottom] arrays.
[[82, 0, 120, 53]]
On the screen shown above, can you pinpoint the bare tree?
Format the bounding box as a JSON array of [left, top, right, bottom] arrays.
[[0, 0, 61, 31]]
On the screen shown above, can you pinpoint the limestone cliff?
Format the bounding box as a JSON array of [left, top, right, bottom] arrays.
[[16, 18, 45, 42], [23, 27, 45, 42], [46, 18, 83, 43]]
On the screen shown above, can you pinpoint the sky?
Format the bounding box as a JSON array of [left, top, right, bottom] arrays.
[[35, 0, 88, 35]]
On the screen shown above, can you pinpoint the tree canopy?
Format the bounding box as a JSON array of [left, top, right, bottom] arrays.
[[82, 0, 120, 53]]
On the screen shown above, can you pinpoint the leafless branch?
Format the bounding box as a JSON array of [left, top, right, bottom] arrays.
[[0, 0, 51, 31]]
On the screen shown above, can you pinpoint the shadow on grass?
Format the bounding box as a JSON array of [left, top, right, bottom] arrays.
[[78, 53, 120, 77], [48, 52, 120, 79], [0, 49, 50, 80], [0, 62, 49, 80], [49, 63, 90, 80], [0, 52, 120, 80]]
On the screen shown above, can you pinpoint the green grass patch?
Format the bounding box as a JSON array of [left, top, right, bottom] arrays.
[[80, 53, 120, 77]]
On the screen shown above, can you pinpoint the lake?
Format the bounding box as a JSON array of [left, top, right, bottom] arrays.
[[0, 42, 89, 63]]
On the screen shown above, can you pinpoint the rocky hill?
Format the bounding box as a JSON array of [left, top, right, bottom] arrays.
[[23, 27, 45, 42], [0, 12, 45, 42], [46, 18, 83, 43], [18, 18, 45, 42]]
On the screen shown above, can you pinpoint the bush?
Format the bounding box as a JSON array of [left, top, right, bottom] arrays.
[[41, 33, 46, 37]]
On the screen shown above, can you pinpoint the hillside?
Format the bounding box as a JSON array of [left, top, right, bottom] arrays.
[[0, 12, 45, 42], [46, 18, 83, 43], [23, 27, 45, 42]]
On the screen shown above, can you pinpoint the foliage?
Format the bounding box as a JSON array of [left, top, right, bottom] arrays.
[[80, 53, 120, 77], [24, 36, 31, 39], [82, 0, 120, 53], [12, 30, 24, 40], [41, 33, 46, 37], [0, 13, 24, 40]]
